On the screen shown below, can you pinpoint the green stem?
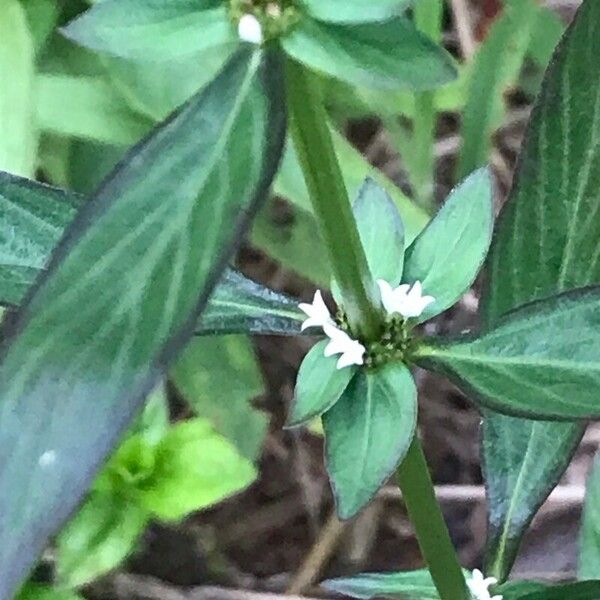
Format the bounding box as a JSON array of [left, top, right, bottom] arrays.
[[412, 0, 443, 211], [285, 59, 382, 341], [397, 436, 470, 600]]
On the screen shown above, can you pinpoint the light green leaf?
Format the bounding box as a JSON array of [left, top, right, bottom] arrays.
[[17, 584, 84, 600], [322, 569, 446, 599], [416, 287, 600, 420], [323, 363, 417, 519], [0, 48, 285, 597], [403, 168, 493, 322], [281, 17, 456, 91], [579, 452, 600, 578], [137, 419, 257, 521], [171, 336, 267, 460], [288, 340, 355, 427], [353, 178, 405, 286], [56, 492, 148, 588], [0, 0, 36, 177], [62, 0, 237, 61], [300, 0, 410, 24], [22, 0, 59, 52], [481, 0, 600, 580]]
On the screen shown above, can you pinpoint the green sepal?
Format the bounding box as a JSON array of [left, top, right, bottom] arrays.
[[403, 168, 493, 323], [323, 362, 417, 519], [136, 419, 257, 521], [416, 287, 600, 420], [56, 492, 149, 588], [281, 17, 456, 91], [300, 0, 410, 24], [288, 340, 356, 427], [61, 0, 237, 61]]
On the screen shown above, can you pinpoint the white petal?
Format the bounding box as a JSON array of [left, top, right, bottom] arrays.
[[238, 14, 263, 44], [377, 279, 397, 314], [299, 290, 334, 331]]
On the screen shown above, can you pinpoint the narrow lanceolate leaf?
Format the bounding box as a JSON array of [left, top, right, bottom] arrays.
[[0, 172, 303, 336], [0, 0, 36, 177], [281, 17, 456, 91], [579, 451, 600, 579], [481, 0, 600, 580], [353, 178, 405, 287], [300, 0, 410, 24], [288, 340, 355, 427], [0, 48, 285, 597], [322, 569, 452, 599], [416, 288, 600, 420], [62, 0, 237, 61], [403, 168, 493, 322], [516, 581, 600, 600], [323, 363, 417, 519]]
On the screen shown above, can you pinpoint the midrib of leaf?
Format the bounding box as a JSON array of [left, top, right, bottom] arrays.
[[207, 296, 302, 321]]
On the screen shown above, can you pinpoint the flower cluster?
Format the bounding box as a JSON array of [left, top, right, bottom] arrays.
[[299, 281, 434, 369], [468, 570, 502, 600]]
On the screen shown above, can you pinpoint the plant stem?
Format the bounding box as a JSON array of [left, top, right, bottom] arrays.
[[397, 436, 470, 600], [285, 59, 382, 341], [412, 0, 443, 211]]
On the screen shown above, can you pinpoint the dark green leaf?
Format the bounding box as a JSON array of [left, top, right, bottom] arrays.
[[579, 452, 600, 578], [281, 17, 456, 91], [0, 172, 303, 336], [497, 580, 547, 600], [16, 584, 84, 600], [322, 569, 446, 599], [300, 0, 410, 24], [481, 0, 600, 580], [62, 0, 237, 61], [137, 419, 256, 520], [288, 340, 355, 427], [0, 47, 285, 596], [518, 581, 600, 600], [416, 287, 600, 420], [353, 178, 405, 286], [403, 168, 493, 322], [323, 363, 417, 519], [56, 492, 148, 588], [171, 336, 268, 460]]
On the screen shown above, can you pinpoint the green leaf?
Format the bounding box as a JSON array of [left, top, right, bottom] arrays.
[[137, 419, 257, 521], [200, 269, 305, 336], [497, 580, 547, 600], [22, 0, 59, 52], [579, 452, 600, 578], [518, 581, 600, 600], [456, 0, 537, 179], [323, 363, 417, 519], [17, 584, 84, 600], [0, 47, 285, 597], [353, 178, 405, 286], [416, 287, 600, 420], [62, 0, 237, 61], [0, 0, 36, 177], [300, 0, 410, 24], [288, 340, 355, 427], [481, 0, 600, 580], [0, 171, 303, 337], [322, 569, 446, 599], [281, 17, 456, 91], [403, 168, 493, 322], [56, 492, 148, 588], [171, 336, 267, 460]]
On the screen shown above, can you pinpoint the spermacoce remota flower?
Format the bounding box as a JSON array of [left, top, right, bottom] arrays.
[[467, 569, 502, 600]]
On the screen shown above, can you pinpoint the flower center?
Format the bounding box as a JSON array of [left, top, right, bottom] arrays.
[[229, 0, 300, 41]]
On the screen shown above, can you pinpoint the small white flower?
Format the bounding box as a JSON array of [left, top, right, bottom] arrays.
[[299, 290, 335, 331], [323, 323, 366, 369], [467, 569, 502, 600], [238, 14, 263, 44], [377, 279, 435, 319]]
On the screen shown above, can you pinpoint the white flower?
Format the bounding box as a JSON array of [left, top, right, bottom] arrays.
[[238, 14, 263, 44], [323, 323, 366, 369], [467, 569, 502, 600], [377, 279, 435, 319], [299, 290, 335, 331]]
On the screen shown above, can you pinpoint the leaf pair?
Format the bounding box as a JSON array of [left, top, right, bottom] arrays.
[[62, 0, 456, 92], [292, 172, 493, 518], [0, 47, 286, 598]]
